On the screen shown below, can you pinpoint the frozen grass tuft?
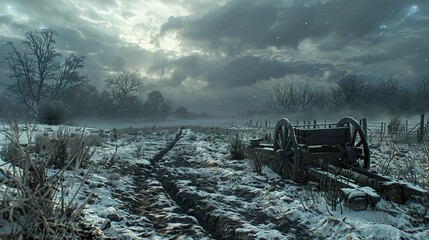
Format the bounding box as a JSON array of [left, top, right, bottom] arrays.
[[227, 133, 246, 160], [0, 121, 93, 239]]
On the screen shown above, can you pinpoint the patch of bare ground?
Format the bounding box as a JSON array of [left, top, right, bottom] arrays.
[[111, 129, 213, 239], [156, 129, 317, 239], [111, 127, 316, 239]]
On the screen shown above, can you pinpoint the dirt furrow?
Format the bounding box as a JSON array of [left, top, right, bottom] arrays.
[[112, 128, 213, 239], [114, 128, 315, 239], [153, 129, 257, 239], [156, 131, 317, 240]]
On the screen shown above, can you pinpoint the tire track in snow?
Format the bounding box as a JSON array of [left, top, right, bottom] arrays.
[[115, 127, 315, 239], [155, 129, 252, 239], [156, 129, 317, 240], [113, 128, 212, 239]]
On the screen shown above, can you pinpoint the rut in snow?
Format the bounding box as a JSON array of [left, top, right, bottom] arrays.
[[112, 128, 212, 239], [155, 130, 316, 240], [116, 127, 315, 239]]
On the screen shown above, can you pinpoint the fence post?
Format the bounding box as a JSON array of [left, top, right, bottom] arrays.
[[405, 120, 408, 133], [362, 118, 367, 136], [418, 114, 424, 142]]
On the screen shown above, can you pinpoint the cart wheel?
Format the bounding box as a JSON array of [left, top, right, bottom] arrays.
[[338, 117, 370, 169], [274, 118, 299, 181]]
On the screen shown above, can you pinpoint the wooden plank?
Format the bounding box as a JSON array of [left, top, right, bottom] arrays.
[[295, 127, 349, 145], [343, 166, 429, 199], [248, 147, 274, 155], [308, 167, 381, 205]]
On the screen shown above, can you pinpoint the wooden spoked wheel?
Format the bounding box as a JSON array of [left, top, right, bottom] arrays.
[[338, 117, 370, 169], [273, 118, 299, 181]]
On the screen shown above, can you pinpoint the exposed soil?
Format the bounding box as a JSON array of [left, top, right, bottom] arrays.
[[112, 128, 316, 239]]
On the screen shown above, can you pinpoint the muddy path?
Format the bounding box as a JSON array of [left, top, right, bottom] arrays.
[[156, 129, 317, 240], [113, 128, 316, 239], [112, 129, 212, 239]]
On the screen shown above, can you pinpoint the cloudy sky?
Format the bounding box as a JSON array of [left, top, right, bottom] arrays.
[[1, 0, 428, 115]]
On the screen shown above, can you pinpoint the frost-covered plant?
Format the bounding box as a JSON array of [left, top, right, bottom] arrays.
[[387, 116, 402, 134], [373, 142, 396, 176], [0, 121, 29, 166], [296, 182, 321, 211], [395, 152, 419, 184], [320, 172, 343, 212], [387, 116, 407, 143], [245, 149, 264, 174], [227, 133, 246, 160], [0, 121, 92, 239], [35, 126, 96, 169]]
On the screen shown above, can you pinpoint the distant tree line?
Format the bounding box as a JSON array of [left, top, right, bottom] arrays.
[[3, 29, 428, 123], [269, 72, 429, 115], [0, 29, 187, 124]]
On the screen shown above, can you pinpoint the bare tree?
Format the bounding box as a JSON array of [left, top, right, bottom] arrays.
[[414, 75, 429, 111], [313, 88, 329, 109], [143, 90, 170, 119], [296, 81, 316, 111], [4, 29, 86, 116], [375, 78, 400, 108], [269, 81, 297, 112], [331, 72, 367, 106], [105, 70, 144, 106]]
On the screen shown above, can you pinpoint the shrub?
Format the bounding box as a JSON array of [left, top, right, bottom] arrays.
[[0, 121, 93, 239], [228, 134, 246, 160], [34, 126, 96, 169], [245, 149, 265, 174], [387, 116, 402, 133], [320, 171, 344, 212], [0, 121, 29, 166], [38, 101, 68, 125]]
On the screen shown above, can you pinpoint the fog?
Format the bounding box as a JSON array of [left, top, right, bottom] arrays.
[[0, 1, 428, 123]]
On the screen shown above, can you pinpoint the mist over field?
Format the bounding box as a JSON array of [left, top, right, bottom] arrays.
[[1, 2, 429, 239], [0, 0, 428, 124]]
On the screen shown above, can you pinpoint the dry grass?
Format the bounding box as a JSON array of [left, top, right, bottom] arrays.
[[319, 172, 344, 213], [245, 149, 263, 174], [34, 126, 98, 169], [227, 134, 246, 160], [0, 121, 93, 239]]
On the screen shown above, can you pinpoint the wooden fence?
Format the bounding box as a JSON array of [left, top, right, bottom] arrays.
[[244, 115, 428, 143]]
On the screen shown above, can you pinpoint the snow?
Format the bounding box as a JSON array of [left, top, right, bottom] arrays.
[[0, 123, 429, 239]]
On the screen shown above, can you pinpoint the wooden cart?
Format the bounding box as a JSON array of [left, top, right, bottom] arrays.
[[248, 117, 428, 209]]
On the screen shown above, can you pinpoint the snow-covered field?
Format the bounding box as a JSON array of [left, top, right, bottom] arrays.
[[1, 122, 429, 239]]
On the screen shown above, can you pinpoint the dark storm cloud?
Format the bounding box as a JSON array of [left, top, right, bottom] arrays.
[[1, 0, 429, 114], [156, 0, 429, 96], [206, 56, 328, 88], [150, 54, 334, 89], [345, 53, 398, 66], [160, 0, 415, 52], [149, 54, 218, 87]]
